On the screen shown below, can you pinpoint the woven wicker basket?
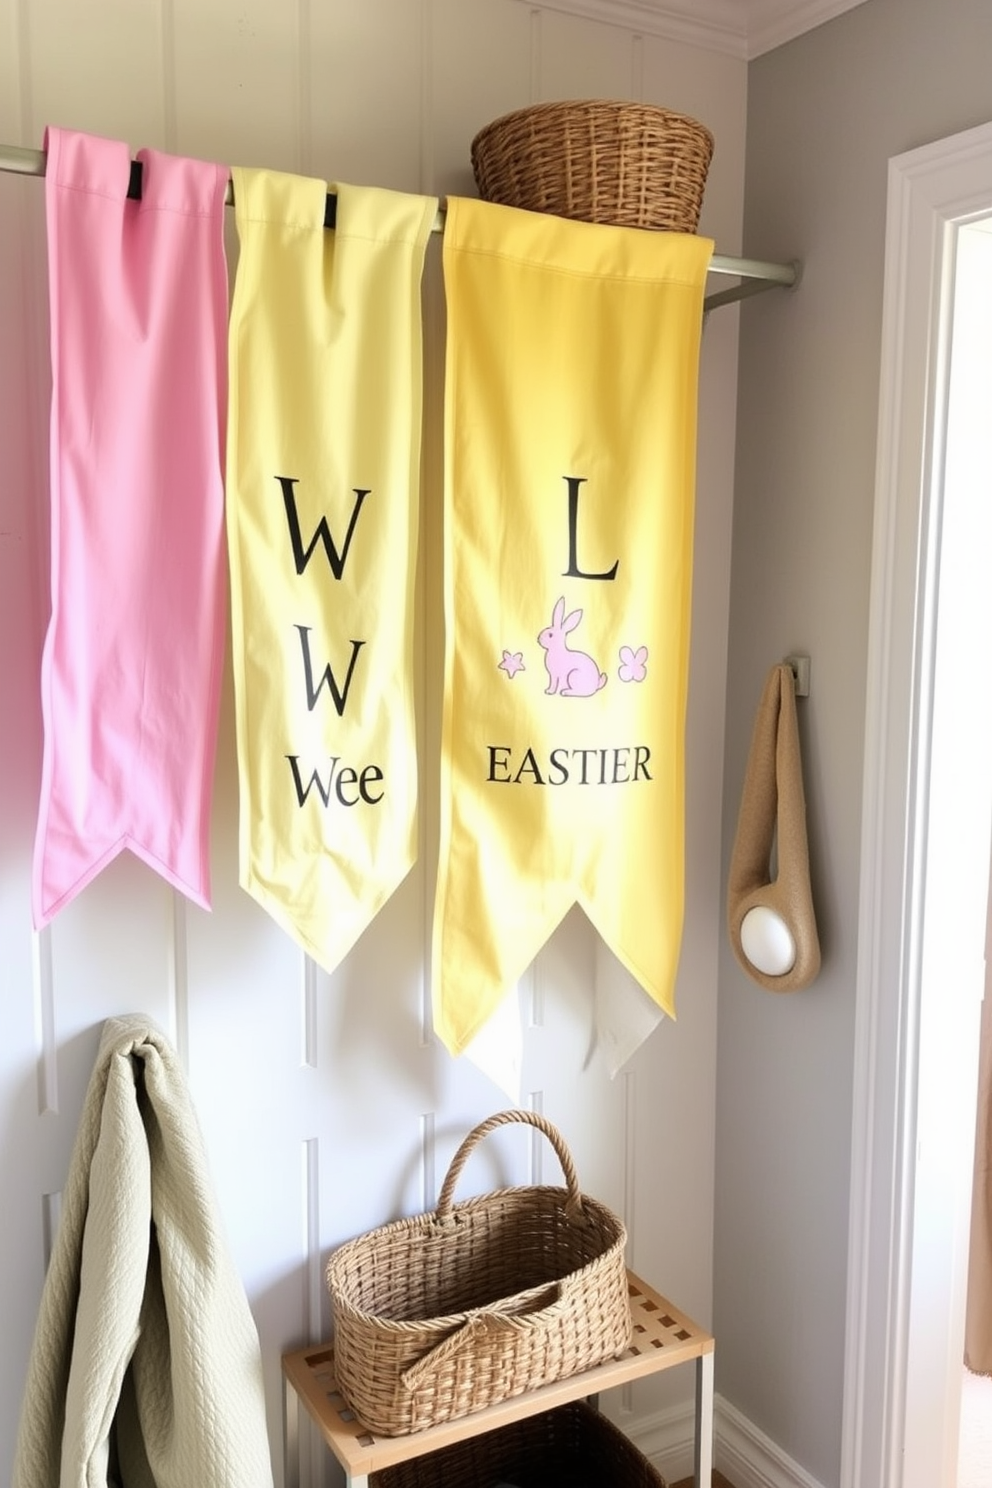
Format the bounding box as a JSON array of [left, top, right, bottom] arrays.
[[369, 1400, 666, 1487], [471, 99, 714, 233], [326, 1109, 631, 1437]]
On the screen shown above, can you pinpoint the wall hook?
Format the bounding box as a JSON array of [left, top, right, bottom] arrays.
[[785, 654, 811, 697]]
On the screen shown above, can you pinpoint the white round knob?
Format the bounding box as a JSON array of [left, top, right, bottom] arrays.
[[740, 905, 797, 976]]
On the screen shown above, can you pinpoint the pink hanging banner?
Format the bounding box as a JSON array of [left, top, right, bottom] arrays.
[[33, 128, 229, 926]]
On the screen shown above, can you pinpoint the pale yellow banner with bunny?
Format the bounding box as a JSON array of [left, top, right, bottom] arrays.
[[433, 198, 713, 1057]]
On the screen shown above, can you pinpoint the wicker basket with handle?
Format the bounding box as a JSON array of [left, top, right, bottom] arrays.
[[326, 1109, 631, 1436], [471, 99, 714, 233]]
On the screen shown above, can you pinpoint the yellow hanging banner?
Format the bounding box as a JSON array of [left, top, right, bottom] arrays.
[[433, 198, 713, 1055], [226, 170, 436, 969]]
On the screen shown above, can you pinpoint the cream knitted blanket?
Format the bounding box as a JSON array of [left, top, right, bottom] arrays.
[[13, 1015, 274, 1488]]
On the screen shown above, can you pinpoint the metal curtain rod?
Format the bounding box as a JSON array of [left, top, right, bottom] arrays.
[[0, 142, 799, 307]]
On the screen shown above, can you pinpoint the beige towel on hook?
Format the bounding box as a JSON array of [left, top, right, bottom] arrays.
[[13, 1015, 274, 1488], [727, 663, 820, 992]]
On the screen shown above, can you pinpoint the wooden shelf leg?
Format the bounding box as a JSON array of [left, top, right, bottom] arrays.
[[284, 1370, 300, 1488], [694, 1351, 714, 1488]]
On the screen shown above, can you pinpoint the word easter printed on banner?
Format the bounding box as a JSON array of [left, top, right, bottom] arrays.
[[486, 474, 655, 789], [276, 475, 386, 811]]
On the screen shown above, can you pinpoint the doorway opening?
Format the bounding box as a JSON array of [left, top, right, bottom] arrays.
[[842, 123, 992, 1488], [911, 213, 992, 1488]]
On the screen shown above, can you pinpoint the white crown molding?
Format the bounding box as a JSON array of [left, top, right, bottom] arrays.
[[518, 0, 749, 58], [744, 0, 869, 58], [514, 0, 869, 60]]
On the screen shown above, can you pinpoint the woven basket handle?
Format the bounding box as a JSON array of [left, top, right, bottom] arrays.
[[399, 1287, 570, 1394], [435, 1109, 584, 1224]]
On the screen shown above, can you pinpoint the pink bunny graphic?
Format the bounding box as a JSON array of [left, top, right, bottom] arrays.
[[538, 597, 608, 696]]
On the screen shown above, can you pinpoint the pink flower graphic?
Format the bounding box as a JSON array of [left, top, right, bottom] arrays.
[[619, 644, 648, 683], [499, 650, 526, 679]]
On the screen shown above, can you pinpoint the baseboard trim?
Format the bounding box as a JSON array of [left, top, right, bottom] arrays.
[[623, 1396, 698, 1484], [716, 1396, 827, 1488], [626, 1395, 828, 1488]]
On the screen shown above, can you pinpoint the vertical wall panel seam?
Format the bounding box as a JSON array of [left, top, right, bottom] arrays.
[[42, 1189, 62, 1270], [623, 1067, 635, 1259], [528, 958, 544, 1027], [304, 1135, 322, 1339], [421, 1109, 436, 1212], [169, 892, 189, 1068], [529, 1089, 545, 1183], [33, 928, 57, 1115], [297, 0, 312, 178], [632, 31, 644, 100], [303, 954, 318, 1068], [529, 7, 542, 101], [14, 0, 30, 143], [419, 0, 435, 197], [159, 0, 178, 152]]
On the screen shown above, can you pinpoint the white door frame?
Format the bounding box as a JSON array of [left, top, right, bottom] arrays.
[[842, 119, 992, 1488]]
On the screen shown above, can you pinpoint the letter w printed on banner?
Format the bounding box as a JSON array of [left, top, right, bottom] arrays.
[[434, 198, 712, 1060], [226, 170, 436, 970]]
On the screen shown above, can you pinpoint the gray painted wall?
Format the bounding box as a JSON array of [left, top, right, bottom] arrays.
[[717, 1, 992, 1482]]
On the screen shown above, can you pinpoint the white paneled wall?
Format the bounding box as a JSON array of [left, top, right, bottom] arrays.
[[0, 3, 745, 1483]]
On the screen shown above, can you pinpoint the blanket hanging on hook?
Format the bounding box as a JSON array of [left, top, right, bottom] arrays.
[[12, 1016, 273, 1488], [727, 662, 820, 991]]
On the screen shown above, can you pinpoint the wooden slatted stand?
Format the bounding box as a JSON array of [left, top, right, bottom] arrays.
[[282, 1269, 714, 1487]]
